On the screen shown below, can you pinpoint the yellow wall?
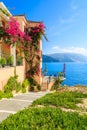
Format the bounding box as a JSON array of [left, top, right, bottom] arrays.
[[0, 66, 25, 90], [0, 4, 26, 91], [13, 16, 27, 31], [1, 43, 10, 57]]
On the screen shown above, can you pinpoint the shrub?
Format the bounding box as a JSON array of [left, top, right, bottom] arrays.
[[32, 91, 87, 109], [27, 78, 41, 91], [37, 84, 41, 91], [0, 90, 13, 99], [22, 79, 29, 89], [52, 72, 65, 91], [28, 78, 37, 91], [0, 57, 6, 67], [4, 84, 11, 93], [21, 79, 29, 93], [3, 91, 13, 98], [0, 91, 4, 99], [15, 82, 21, 93], [30, 84, 34, 91], [22, 87, 26, 93], [7, 55, 14, 66], [4, 75, 22, 93], [0, 107, 87, 130], [4, 76, 18, 92]]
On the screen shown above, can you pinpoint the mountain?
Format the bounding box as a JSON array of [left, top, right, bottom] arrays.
[[42, 54, 59, 62], [42, 53, 87, 62]]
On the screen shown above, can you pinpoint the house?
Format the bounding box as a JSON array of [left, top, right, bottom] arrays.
[[0, 2, 42, 90]]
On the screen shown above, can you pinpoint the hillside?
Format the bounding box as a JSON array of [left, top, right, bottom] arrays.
[[42, 54, 59, 62], [42, 53, 87, 62]]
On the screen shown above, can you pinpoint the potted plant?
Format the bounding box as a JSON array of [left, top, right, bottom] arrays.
[[7, 55, 14, 66], [0, 57, 6, 67]]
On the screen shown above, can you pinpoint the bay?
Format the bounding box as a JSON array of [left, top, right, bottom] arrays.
[[42, 62, 87, 86]]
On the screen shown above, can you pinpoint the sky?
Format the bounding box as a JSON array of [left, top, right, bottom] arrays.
[[1, 0, 87, 55]]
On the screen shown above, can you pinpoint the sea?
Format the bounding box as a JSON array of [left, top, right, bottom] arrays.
[[42, 62, 87, 86]]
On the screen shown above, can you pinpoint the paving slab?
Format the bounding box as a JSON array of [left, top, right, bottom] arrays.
[[0, 99, 32, 112], [0, 91, 49, 123], [0, 112, 11, 123]]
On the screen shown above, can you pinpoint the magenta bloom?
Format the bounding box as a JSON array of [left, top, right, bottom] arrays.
[[6, 17, 25, 43], [26, 73, 30, 78], [5, 44, 10, 49], [38, 23, 45, 30]]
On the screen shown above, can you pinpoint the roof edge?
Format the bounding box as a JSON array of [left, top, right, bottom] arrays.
[[0, 2, 12, 16]]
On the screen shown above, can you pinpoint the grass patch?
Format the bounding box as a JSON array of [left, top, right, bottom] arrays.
[[0, 107, 87, 130], [32, 91, 87, 109], [0, 91, 13, 100], [0, 90, 87, 129]]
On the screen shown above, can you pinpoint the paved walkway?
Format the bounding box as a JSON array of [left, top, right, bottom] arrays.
[[0, 91, 49, 123]]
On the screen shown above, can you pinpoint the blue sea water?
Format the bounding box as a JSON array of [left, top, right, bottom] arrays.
[[42, 62, 87, 86]]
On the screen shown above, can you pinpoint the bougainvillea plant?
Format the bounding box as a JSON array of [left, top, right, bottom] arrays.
[[3, 17, 31, 46], [0, 17, 47, 86], [24, 22, 46, 78]]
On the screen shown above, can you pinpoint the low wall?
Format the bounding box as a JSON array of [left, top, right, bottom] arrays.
[[48, 81, 55, 90], [0, 66, 25, 90]]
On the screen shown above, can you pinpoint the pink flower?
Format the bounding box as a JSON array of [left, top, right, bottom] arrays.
[[38, 23, 45, 30], [37, 50, 40, 53], [33, 29, 40, 33], [24, 34, 32, 42], [5, 17, 25, 43], [12, 37, 17, 42], [26, 73, 30, 78], [5, 44, 10, 49]]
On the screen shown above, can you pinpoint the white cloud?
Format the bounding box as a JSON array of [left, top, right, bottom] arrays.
[[52, 46, 87, 56], [52, 46, 60, 50]]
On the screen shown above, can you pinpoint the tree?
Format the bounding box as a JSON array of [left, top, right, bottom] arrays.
[[52, 72, 65, 91]]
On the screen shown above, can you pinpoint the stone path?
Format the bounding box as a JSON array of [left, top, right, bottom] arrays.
[[0, 91, 49, 123]]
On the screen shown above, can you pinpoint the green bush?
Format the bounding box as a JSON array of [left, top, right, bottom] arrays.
[[0, 90, 13, 100], [37, 84, 41, 91], [4, 75, 22, 93], [4, 84, 11, 93], [27, 78, 41, 91], [0, 107, 87, 130], [15, 82, 21, 93], [4, 76, 18, 92], [22, 79, 29, 89], [3, 91, 13, 98], [0, 91, 4, 99], [28, 78, 37, 91], [22, 87, 26, 93], [0, 57, 6, 67], [0, 75, 22, 99], [32, 91, 87, 110], [7, 55, 14, 66], [21, 79, 29, 93], [30, 84, 34, 91]]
